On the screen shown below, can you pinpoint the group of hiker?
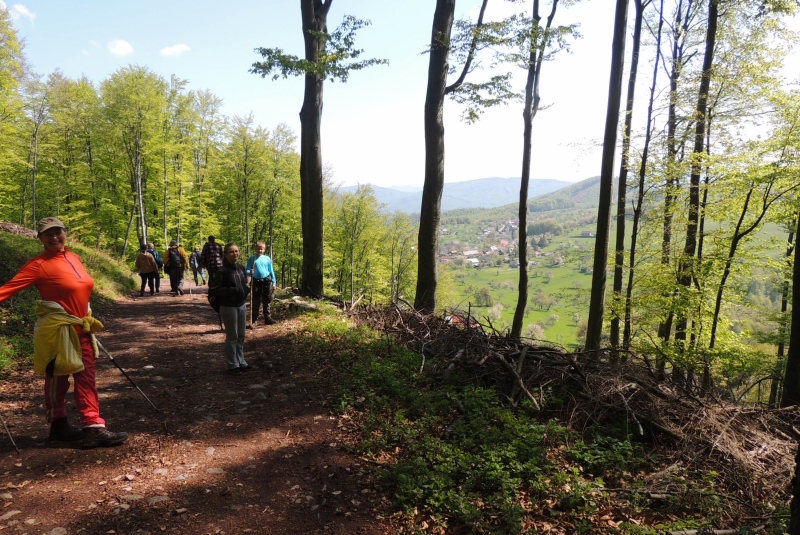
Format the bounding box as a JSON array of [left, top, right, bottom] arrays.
[[135, 234, 278, 374], [0, 217, 279, 449], [134, 237, 218, 297]]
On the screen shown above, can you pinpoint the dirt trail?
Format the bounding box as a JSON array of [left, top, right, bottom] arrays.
[[0, 286, 392, 534]]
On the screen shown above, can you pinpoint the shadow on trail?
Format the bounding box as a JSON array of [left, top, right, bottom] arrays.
[[0, 287, 390, 534]]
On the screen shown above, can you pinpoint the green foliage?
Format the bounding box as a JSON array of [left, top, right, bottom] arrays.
[[566, 435, 652, 478], [325, 185, 389, 304], [475, 286, 494, 307], [528, 219, 564, 236], [250, 15, 387, 83]]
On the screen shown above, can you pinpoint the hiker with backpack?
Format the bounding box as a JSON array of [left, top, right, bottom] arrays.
[[245, 240, 276, 326], [200, 235, 224, 282], [163, 241, 190, 296], [146, 242, 163, 293], [135, 244, 159, 296], [189, 246, 206, 286], [208, 242, 254, 375]]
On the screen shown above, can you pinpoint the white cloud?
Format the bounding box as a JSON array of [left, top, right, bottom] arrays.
[[1, 2, 36, 23], [107, 39, 133, 56], [161, 44, 190, 57]]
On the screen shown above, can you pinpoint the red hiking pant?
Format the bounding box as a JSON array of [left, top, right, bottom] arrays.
[[44, 332, 105, 426]]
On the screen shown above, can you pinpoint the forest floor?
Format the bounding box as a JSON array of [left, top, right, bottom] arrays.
[[0, 283, 395, 534]]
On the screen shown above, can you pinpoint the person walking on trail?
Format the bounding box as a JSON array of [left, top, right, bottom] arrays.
[[163, 240, 190, 296], [135, 244, 158, 296], [146, 242, 163, 293], [189, 246, 206, 286], [208, 243, 254, 375], [245, 240, 276, 326], [201, 235, 223, 282], [0, 216, 128, 448]]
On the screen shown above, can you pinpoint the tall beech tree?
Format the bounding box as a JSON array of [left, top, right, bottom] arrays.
[[0, 6, 25, 210], [251, 4, 386, 298], [623, 0, 664, 350], [609, 0, 648, 353], [585, 0, 630, 350], [656, 0, 703, 346], [672, 0, 718, 368], [415, 0, 514, 313], [101, 66, 168, 251], [510, 0, 577, 339]]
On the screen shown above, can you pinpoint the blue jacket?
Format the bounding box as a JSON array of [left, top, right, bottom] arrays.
[[246, 254, 276, 282]]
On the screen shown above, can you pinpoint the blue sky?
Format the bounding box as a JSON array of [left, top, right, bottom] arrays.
[[3, 0, 622, 188]]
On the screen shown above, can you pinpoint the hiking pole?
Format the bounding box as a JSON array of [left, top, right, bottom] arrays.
[[94, 338, 160, 413], [0, 411, 20, 455], [249, 277, 254, 327]]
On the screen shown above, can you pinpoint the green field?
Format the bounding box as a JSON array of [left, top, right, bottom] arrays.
[[445, 225, 598, 349]]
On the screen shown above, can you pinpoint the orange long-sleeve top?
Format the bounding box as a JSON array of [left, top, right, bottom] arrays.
[[0, 248, 94, 320]]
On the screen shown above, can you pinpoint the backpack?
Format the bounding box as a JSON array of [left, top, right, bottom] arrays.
[[167, 247, 183, 269], [150, 249, 163, 269]]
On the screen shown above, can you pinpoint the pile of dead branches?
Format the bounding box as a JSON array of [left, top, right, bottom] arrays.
[[354, 304, 799, 507]]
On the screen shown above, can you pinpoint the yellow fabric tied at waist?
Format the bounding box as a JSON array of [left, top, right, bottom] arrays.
[[33, 302, 104, 376]]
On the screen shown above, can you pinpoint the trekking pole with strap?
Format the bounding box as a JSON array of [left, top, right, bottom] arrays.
[[95, 338, 160, 413], [0, 411, 20, 455]]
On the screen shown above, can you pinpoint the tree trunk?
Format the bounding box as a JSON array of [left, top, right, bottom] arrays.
[[134, 122, 148, 246], [781, 215, 800, 407], [624, 0, 664, 350], [786, 216, 800, 532], [414, 0, 455, 314], [163, 152, 168, 247], [511, 0, 560, 338], [770, 222, 795, 407], [122, 202, 136, 258], [585, 0, 629, 350], [657, 1, 691, 345], [674, 0, 718, 355], [298, 0, 332, 298], [609, 0, 644, 352]]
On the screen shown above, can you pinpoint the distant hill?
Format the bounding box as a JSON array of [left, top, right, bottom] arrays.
[[338, 177, 572, 213], [527, 175, 603, 212], [440, 175, 603, 221]]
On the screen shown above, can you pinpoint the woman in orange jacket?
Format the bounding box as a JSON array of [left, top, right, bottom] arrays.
[[0, 217, 128, 448]]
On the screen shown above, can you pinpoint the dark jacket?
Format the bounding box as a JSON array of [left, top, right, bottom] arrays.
[[201, 241, 224, 269], [208, 259, 249, 308], [190, 250, 202, 269]]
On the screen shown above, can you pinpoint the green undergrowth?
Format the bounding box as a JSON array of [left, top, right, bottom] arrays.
[[0, 233, 137, 371], [294, 315, 788, 534]]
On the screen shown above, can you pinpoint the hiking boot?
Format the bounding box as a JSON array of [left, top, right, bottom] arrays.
[[239, 364, 255, 372], [264, 317, 276, 325], [48, 417, 84, 442], [82, 426, 128, 448]]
